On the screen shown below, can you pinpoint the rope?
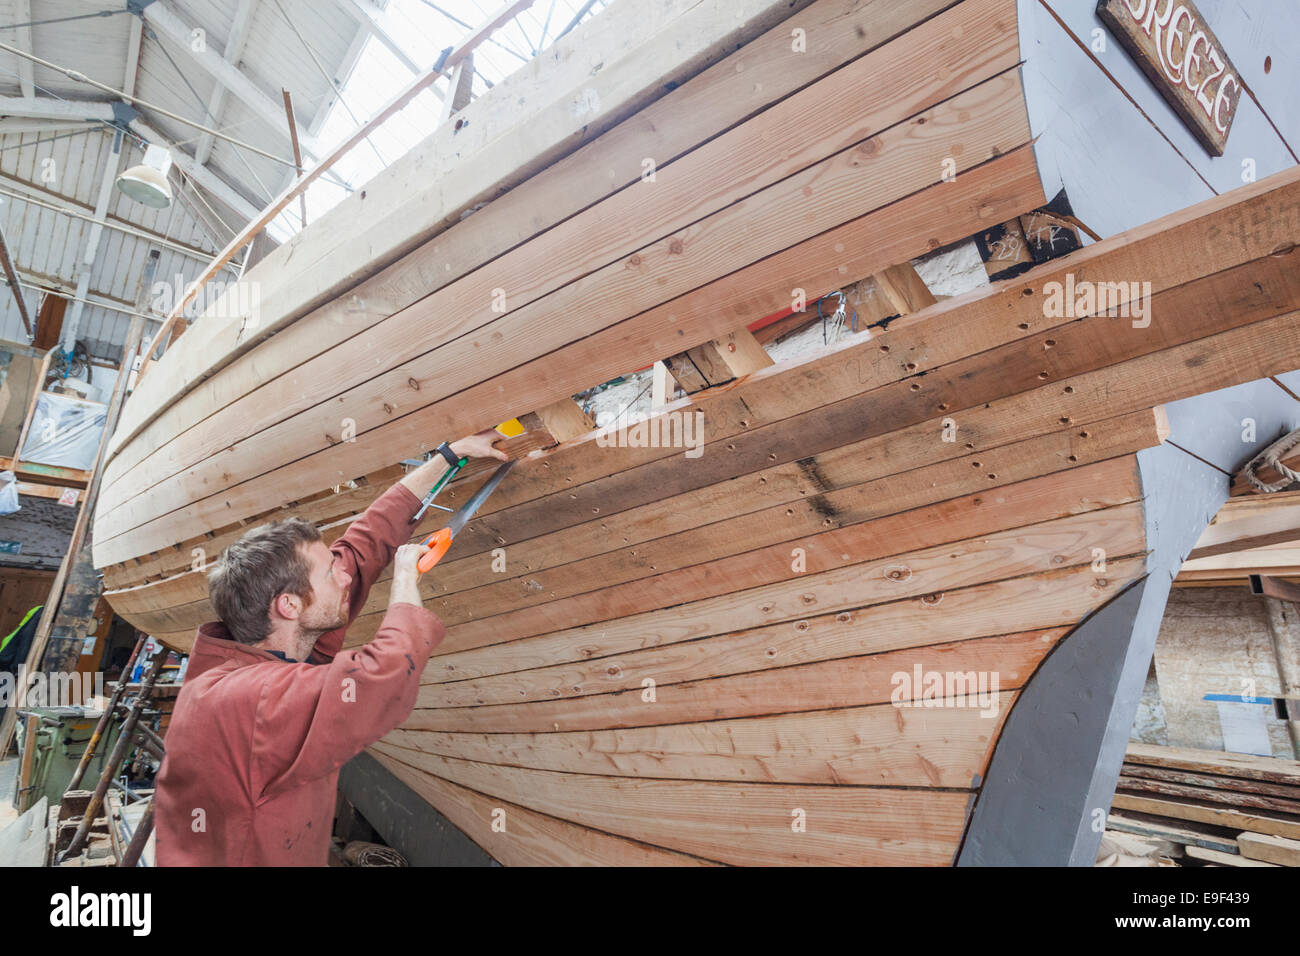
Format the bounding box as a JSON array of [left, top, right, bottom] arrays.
[[1241, 426, 1300, 493], [342, 841, 407, 866]]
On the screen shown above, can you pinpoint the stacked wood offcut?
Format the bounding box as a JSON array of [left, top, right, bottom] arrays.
[[1107, 743, 1300, 867]]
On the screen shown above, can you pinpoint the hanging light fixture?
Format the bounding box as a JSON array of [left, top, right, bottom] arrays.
[[116, 143, 173, 208]]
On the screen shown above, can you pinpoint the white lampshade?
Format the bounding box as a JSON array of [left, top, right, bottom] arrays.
[[117, 144, 173, 208]]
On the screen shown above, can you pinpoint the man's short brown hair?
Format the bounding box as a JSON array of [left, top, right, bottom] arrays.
[[207, 517, 322, 644]]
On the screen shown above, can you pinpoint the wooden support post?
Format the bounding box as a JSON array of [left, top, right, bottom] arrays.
[[527, 398, 595, 443], [662, 328, 773, 395], [0, 219, 33, 337], [14, 713, 39, 813], [651, 360, 672, 409], [282, 88, 307, 229], [849, 262, 938, 324]]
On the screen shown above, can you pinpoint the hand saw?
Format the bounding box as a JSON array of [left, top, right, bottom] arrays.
[[416, 459, 515, 574]]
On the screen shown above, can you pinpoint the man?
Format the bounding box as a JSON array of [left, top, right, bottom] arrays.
[[154, 430, 507, 866]]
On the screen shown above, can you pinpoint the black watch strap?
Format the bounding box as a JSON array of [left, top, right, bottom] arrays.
[[435, 441, 462, 468]]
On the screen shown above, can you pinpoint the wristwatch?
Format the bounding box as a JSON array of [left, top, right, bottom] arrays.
[[435, 441, 464, 468]]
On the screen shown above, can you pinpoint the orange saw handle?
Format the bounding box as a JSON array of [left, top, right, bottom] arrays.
[[417, 528, 454, 574]]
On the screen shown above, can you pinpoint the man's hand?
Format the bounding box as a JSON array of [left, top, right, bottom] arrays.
[[390, 543, 429, 607], [450, 428, 509, 462]]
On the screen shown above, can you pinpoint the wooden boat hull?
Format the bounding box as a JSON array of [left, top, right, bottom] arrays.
[[89, 0, 1300, 864]]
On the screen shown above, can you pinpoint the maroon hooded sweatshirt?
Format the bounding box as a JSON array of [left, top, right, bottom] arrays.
[[154, 482, 444, 866]]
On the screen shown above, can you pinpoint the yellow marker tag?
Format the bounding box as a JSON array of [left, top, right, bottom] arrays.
[[495, 418, 525, 438]]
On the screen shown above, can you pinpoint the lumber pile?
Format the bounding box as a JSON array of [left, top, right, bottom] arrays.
[[1110, 743, 1300, 866]]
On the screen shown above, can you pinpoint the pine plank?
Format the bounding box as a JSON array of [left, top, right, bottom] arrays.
[[368, 749, 716, 866], [407, 629, 1065, 735], [96, 67, 1032, 553], [423, 559, 1139, 687], [1105, 812, 1241, 853], [99, 0, 1015, 507], [384, 694, 1014, 787], [96, 144, 1045, 572], [1127, 743, 1300, 786], [416, 557, 1142, 711], [108, 0, 839, 459], [1120, 763, 1300, 801], [1110, 794, 1300, 840], [1117, 775, 1300, 816], [1237, 831, 1300, 866], [1184, 845, 1277, 867], [96, 407, 1155, 635], [408, 453, 1146, 656], [370, 743, 971, 866]]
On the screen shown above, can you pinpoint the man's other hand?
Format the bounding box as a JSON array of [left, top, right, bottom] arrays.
[[390, 544, 430, 607], [450, 428, 509, 462]]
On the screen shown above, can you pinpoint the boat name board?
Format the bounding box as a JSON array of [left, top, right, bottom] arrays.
[[1096, 0, 1243, 156]]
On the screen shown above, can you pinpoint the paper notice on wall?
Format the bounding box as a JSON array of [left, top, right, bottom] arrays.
[[80, 635, 98, 656], [1205, 694, 1273, 756]]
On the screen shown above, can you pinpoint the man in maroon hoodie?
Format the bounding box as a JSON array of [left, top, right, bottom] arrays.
[[154, 430, 507, 866]]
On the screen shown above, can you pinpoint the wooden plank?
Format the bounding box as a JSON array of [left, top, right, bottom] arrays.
[[663, 328, 774, 394], [371, 743, 971, 866], [525, 400, 595, 444], [408, 629, 1068, 735], [14, 714, 39, 812], [410, 452, 1147, 658], [107, 0, 935, 464], [1121, 763, 1300, 801], [369, 749, 715, 866], [98, 161, 1300, 579], [98, 146, 1045, 573], [106, 437, 1149, 655], [1237, 831, 1300, 866], [97, 0, 1022, 500], [0, 456, 89, 488], [423, 558, 1140, 688], [385, 694, 1016, 787], [1126, 742, 1300, 785], [15, 483, 81, 502], [1105, 811, 1240, 853], [1096, 0, 1244, 156], [356, 474, 1148, 655], [1111, 793, 1300, 840], [419, 558, 1142, 710], [408, 478, 1147, 654], [96, 59, 1032, 550], [1192, 490, 1300, 557], [1184, 844, 1276, 867], [1117, 774, 1300, 816]]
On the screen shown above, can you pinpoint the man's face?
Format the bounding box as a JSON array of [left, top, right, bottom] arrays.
[[296, 541, 352, 633]]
